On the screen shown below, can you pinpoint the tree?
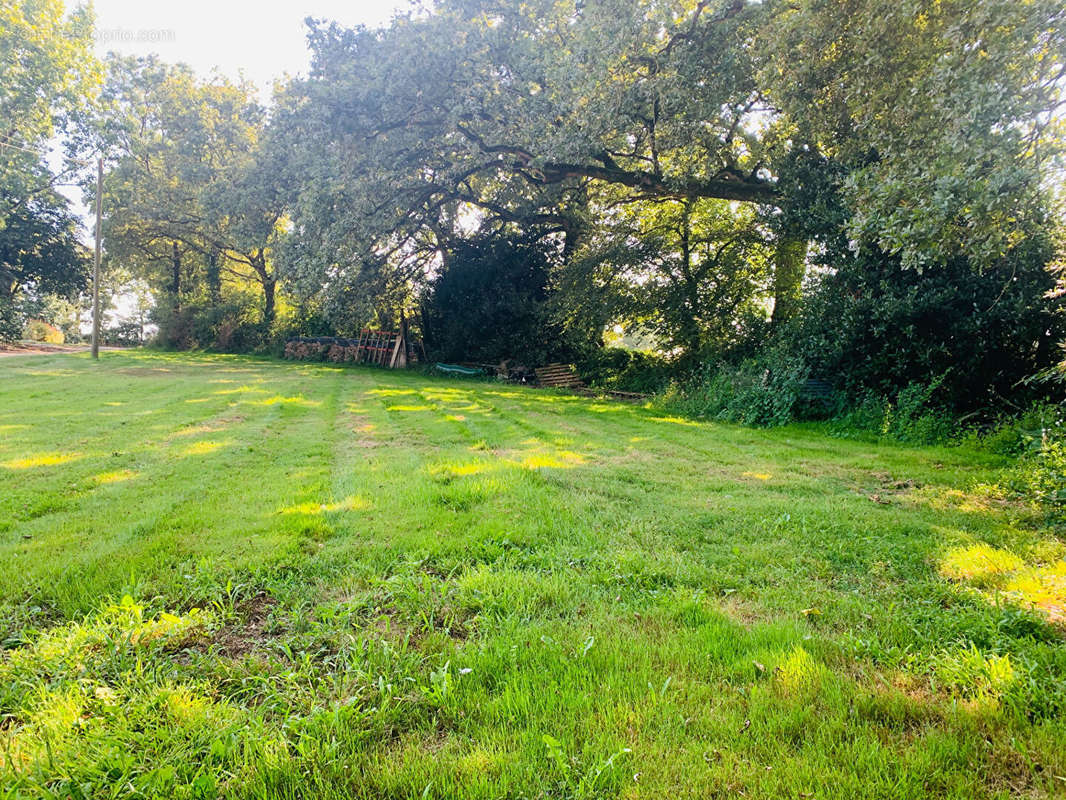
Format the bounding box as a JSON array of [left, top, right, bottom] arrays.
[[277, 0, 1064, 320], [0, 0, 99, 210], [759, 0, 1066, 269], [276, 0, 776, 306], [561, 195, 772, 356], [97, 57, 282, 326], [1, 0, 99, 339], [0, 194, 87, 303]]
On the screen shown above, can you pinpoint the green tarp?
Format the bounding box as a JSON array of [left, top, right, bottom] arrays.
[[434, 363, 485, 376]]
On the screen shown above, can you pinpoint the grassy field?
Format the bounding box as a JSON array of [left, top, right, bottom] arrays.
[[1, 350, 1064, 799]]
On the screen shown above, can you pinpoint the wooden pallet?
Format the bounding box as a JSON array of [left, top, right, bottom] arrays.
[[534, 363, 585, 389], [353, 329, 405, 367]]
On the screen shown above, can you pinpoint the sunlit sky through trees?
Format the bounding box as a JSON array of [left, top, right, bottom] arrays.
[[77, 0, 412, 92]]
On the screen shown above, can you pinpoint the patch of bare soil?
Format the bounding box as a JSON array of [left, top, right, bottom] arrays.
[[856, 473, 922, 505], [0, 343, 85, 357], [718, 595, 766, 626], [215, 594, 279, 658], [166, 414, 246, 439]]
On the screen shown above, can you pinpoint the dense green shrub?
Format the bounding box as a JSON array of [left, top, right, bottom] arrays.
[[828, 376, 957, 444], [576, 348, 675, 394], [999, 405, 1066, 518], [1013, 437, 1066, 514], [422, 232, 583, 366], [153, 301, 268, 353], [661, 360, 971, 444], [659, 350, 810, 426], [662, 232, 1062, 435], [766, 148, 1065, 417], [0, 296, 25, 342], [784, 234, 1062, 416]]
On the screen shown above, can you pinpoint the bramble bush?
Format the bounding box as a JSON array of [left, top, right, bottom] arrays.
[[659, 350, 811, 427], [829, 375, 957, 444], [576, 348, 674, 394], [998, 404, 1066, 519]]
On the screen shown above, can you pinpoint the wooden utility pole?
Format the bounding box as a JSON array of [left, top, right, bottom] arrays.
[[91, 157, 102, 359]]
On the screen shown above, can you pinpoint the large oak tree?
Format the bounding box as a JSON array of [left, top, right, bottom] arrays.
[[277, 0, 1064, 319]]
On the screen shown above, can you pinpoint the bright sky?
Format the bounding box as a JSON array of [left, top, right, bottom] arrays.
[[78, 0, 412, 91]]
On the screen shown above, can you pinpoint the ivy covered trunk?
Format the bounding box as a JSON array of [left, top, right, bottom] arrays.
[[263, 277, 276, 324], [170, 242, 182, 312], [772, 236, 806, 325], [249, 250, 276, 324], [206, 250, 222, 306]]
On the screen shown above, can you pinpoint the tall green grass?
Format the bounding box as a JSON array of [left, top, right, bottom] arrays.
[[0, 351, 1063, 798]]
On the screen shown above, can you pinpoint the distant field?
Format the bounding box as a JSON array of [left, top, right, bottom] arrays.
[[0, 351, 1063, 798]]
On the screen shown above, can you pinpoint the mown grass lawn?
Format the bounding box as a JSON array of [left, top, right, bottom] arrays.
[[1, 350, 1064, 799]]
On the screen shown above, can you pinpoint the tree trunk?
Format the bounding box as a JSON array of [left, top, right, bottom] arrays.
[[771, 236, 806, 326], [262, 276, 276, 324], [0, 272, 17, 300], [561, 214, 588, 264], [678, 201, 703, 353], [170, 241, 182, 312], [248, 250, 276, 324], [206, 249, 222, 305]]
